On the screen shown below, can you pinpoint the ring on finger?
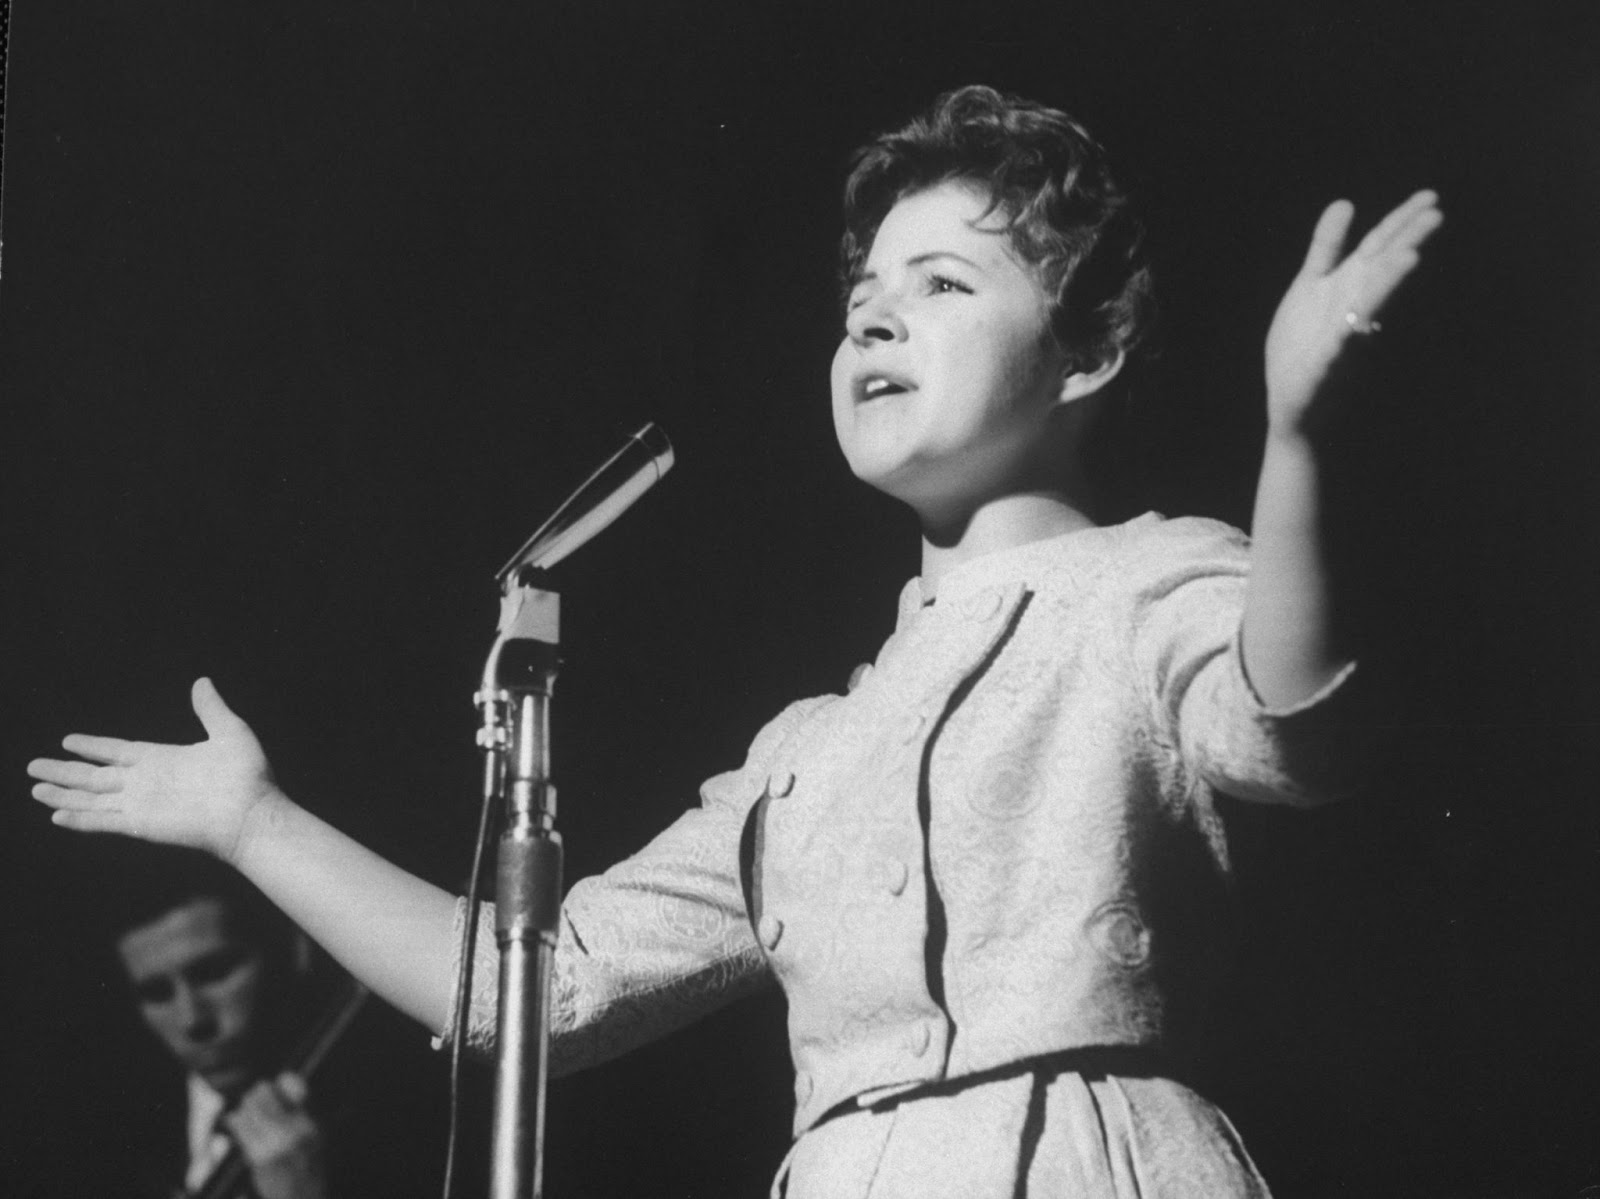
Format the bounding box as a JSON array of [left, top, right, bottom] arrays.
[[1344, 309, 1382, 336]]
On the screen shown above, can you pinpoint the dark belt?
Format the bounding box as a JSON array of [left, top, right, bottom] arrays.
[[826, 1044, 1179, 1124]]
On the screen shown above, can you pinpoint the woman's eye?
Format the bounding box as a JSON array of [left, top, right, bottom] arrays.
[[928, 274, 972, 296]]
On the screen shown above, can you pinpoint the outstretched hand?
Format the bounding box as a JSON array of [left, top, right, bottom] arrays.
[[28, 678, 280, 865], [1264, 189, 1443, 436]]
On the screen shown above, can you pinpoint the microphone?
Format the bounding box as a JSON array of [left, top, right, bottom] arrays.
[[495, 423, 675, 588]]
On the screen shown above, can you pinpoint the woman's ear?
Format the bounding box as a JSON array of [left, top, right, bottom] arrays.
[[1056, 347, 1126, 406]]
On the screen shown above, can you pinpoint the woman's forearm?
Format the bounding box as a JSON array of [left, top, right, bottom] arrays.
[[1241, 429, 1346, 710], [235, 789, 460, 1033]]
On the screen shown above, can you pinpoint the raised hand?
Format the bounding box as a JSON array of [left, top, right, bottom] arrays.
[[28, 677, 281, 865], [1264, 189, 1443, 435]]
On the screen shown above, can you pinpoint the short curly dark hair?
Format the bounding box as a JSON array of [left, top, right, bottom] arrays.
[[840, 86, 1154, 374]]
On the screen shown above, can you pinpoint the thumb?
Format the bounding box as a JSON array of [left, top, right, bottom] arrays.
[[277, 1072, 309, 1105], [1299, 199, 1355, 278], [191, 677, 248, 739]]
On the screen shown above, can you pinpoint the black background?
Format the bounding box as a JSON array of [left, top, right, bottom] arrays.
[[3, 2, 1599, 1195]]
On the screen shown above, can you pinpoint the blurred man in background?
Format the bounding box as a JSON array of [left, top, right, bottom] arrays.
[[112, 852, 331, 1198], [107, 847, 458, 1199]]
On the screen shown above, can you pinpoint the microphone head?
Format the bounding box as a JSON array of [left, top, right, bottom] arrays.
[[496, 423, 675, 587]]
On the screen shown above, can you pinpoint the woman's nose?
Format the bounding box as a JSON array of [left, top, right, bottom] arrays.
[[846, 292, 907, 347]]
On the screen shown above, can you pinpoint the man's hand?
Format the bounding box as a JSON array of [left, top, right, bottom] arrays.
[[28, 677, 281, 865], [227, 1072, 330, 1199]]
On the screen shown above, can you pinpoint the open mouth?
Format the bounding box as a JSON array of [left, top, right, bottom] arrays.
[[859, 376, 912, 402]]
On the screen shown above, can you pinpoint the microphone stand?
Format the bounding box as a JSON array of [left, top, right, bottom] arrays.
[[477, 575, 563, 1199], [469, 423, 673, 1199]]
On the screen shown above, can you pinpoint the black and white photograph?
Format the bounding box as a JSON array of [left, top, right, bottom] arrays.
[[3, 3, 1598, 1196]]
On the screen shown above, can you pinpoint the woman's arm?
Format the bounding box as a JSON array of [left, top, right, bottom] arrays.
[[229, 788, 460, 1032], [28, 678, 460, 1031], [1242, 191, 1442, 709]]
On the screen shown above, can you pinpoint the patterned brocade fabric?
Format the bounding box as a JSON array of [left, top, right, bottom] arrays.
[[442, 818, 780, 1070], [439, 697, 827, 1065], [439, 513, 1363, 1195], [442, 897, 499, 1056]]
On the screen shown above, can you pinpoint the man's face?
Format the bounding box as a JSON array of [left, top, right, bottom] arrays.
[[116, 896, 273, 1098]]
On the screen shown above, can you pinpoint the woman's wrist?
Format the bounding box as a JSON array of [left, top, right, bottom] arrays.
[[227, 784, 298, 871], [1262, 401, 1326, 449]]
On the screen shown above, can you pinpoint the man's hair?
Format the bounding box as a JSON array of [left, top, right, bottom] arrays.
[[840, 85, 1155, 375], [103, 844, 286, 953]]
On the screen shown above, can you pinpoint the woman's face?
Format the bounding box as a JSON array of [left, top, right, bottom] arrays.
[[830, 180, 1069, 522]]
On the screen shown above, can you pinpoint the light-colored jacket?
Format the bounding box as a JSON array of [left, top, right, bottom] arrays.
[[448, 514, 1361, 1137]]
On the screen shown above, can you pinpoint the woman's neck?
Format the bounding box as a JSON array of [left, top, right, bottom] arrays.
[[918, 490, 1096, 599]]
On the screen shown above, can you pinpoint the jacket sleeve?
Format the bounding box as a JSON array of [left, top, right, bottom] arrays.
[[438, 696, 830, 1071], [1129, 517, 1366, 808]]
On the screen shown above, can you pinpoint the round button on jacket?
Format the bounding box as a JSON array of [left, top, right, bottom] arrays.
[[907, 1021, 933, 1056], [767, 770, 796, 799], [962, 587, 1002, 621], [1088, 903, 1151, 969], [880, 859, 910, 896]]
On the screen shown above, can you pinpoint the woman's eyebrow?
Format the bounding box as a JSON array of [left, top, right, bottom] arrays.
[[905, 250, 987, 273]]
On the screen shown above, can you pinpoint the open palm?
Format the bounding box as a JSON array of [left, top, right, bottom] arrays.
[[28, 677, 278, 864]]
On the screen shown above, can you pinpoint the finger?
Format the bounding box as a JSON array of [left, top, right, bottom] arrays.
[[1356, 249, 1425, 316], [276, 1072, 309, 1105], [25, 759, 121, 793], [1381, 204, 1444, 257], [32, 780, 115, 808], [1299, 200, 1355, 277], [50, 808, 134, 835], [192, 677, 249, 740], [246, 1081, 291, 1121], [1355, 189, 1440, 258], [226, 1094, 275, 1145], [224, 1107, 265, 1149], [28, 758, 91, 786], [59, 734, 141, 765]]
